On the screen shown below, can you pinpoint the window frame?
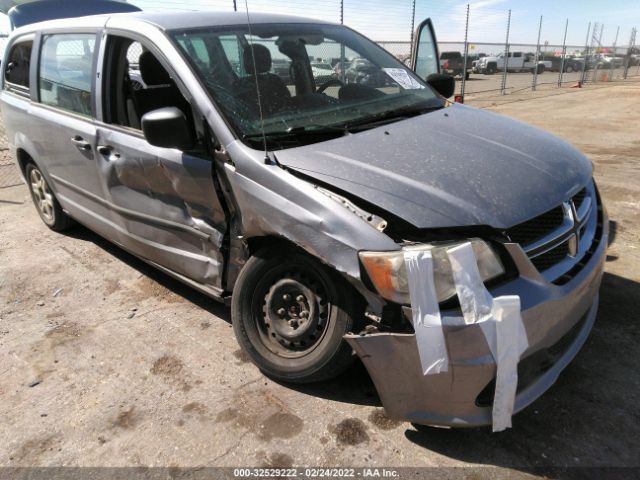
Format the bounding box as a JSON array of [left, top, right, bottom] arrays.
[[35, 29, 101, 119], [3, 34, 36, 98], [98, 29, 207, 151]]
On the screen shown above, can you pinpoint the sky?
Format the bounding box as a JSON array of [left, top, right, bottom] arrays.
[[1, 0, 638, 48], [127, 0, 639, 47]]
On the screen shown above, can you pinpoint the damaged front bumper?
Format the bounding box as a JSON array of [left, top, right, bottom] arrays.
[[345, 212, 608, 428]]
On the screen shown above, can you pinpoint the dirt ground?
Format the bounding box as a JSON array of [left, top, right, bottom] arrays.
[[1, 83, 639, 477]]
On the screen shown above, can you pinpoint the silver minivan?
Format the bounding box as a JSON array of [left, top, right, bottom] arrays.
[[0, 6, 608, 428]]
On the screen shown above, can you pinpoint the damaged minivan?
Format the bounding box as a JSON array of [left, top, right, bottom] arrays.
[[0, 6, 607, 429]]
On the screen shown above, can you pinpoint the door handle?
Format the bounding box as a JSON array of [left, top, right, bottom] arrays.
[[97, 145, 120, 159], [71, 136, 91, 151]]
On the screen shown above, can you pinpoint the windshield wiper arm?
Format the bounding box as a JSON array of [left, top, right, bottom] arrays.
[[242, 124, 348, 141], [345, 104, 443, 131]]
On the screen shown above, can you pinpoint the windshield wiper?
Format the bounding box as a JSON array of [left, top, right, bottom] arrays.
[[344, 103, 444, 131], [242, 124, 348, 141]]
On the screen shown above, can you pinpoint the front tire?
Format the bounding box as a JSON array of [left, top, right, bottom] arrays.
[[25, 163, 73, 232], [232, 248, 361, 384]]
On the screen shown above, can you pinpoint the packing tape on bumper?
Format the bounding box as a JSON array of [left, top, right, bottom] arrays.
[[404, 242, 528, 432], [405, 249, 449, 375]]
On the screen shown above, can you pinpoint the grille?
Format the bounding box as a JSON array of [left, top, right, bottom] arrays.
[[573, 187, 587, 210], [506, 205, 565, 246], [530, 241, 570, 272], [504, 183, 599, 279]]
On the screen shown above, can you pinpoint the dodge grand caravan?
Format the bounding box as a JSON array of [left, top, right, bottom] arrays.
[[0, 8, 607, 427]]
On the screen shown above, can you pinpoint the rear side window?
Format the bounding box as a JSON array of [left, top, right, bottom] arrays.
[[39, 33, 96, 116], [4, 40, 33, 96]]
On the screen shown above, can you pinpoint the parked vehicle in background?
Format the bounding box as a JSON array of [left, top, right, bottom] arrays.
[[311, 61, 337, 84], [439, 51, 470, 79], [476, 51, 552, 74], [468, 52, 486, 73], [345, 58, 390, 86], [541, 54, 584, 73], [333, 60, 351, 78]]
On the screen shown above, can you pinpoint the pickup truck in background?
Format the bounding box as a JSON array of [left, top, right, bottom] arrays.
[[476, 51, 552, 74], [439, 51, 471, 79]]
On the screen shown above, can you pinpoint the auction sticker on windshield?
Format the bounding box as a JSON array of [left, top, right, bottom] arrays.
[[382, 68, 425, 89]]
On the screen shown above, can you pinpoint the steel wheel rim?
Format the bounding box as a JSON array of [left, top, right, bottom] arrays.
[[30, 168, 54, 223], [254, 267, 331, 359]]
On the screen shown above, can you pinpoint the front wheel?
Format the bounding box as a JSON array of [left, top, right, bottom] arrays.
[[232, 248, 361, 384], [25, 163, 74, 232]]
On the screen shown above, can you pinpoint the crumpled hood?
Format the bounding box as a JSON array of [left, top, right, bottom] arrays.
[[275, 104, 592, 229]]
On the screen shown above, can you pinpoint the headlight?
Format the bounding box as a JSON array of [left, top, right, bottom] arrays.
[[359, 239, 505, 305]]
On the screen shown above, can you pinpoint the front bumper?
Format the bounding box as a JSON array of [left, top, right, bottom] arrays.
[[346, 207, 608, 428]]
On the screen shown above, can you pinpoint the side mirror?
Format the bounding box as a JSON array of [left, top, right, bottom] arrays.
[[426, 73, 455, 98], [141, 107, 195, 151]]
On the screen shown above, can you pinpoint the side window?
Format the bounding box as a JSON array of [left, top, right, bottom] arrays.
[[413, 20, 439, 80], [4, 40, 33, 96], [103, 35, 194, 133], [39, 33, 96, 116], [513, 52, 522, 58]]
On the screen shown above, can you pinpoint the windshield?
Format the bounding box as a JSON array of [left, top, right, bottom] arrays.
[[171, 23, 443, 150]]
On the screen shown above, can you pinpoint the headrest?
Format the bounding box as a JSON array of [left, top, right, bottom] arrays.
[[243, 44, 272, 75], [139, 51, 171, 85]]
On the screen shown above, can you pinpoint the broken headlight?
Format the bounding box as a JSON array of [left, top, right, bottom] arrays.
[[359, 239, 504, 305]]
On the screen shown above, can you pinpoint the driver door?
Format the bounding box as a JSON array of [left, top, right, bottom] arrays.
[[410, 18, 441, 80]]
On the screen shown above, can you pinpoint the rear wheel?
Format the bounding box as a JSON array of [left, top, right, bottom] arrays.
[[565, 64, 574, 73], [232, 248, 361, 383], [25, 163, 73, 232]]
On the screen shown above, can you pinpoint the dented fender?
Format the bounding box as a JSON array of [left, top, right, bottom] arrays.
[[220, 140, 398, 302]]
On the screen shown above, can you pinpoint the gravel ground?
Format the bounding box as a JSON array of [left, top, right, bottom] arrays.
[[0, 83, 639, 477]]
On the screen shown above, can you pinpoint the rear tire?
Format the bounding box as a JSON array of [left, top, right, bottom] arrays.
[[231, 247, 361, 384], [25, 163, 74, 232]]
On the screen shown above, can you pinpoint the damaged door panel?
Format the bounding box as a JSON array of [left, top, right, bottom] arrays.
[[94, 127, 227, 289]]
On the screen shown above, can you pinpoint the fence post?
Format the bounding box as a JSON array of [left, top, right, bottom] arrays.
[[580, 22, 591, 84], [532, 15, 543, 91], [500, 9, 511, 95], [233, 0, 237, 12], [558, 18, 568, 87], [340, 0, 344, 24], [460, 3, 470, 100], [624, 28, 637, 79], [609, 26, 620, 81], [410, 0, 416, 44], [592, 24, 604, 83]]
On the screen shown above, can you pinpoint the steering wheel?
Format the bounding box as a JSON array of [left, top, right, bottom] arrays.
[[317, 78, 344, 93]]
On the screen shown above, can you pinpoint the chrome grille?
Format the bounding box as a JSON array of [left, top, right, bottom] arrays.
[[506, 182, 599, 280]]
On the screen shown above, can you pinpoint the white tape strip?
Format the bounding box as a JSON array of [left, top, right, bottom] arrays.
[[447, 242, 529, 432], [404, 250, 449, 375], [491, 295, 528, 431]]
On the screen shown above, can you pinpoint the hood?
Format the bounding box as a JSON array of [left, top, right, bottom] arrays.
[[275, 104, 592, 230]]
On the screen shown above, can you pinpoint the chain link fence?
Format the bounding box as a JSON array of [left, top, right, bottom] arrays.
[[126, 0, 639, 101]]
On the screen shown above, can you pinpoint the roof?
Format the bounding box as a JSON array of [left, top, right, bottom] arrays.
[[10, 10, 336, 36], [126, 11, 336, 31]]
